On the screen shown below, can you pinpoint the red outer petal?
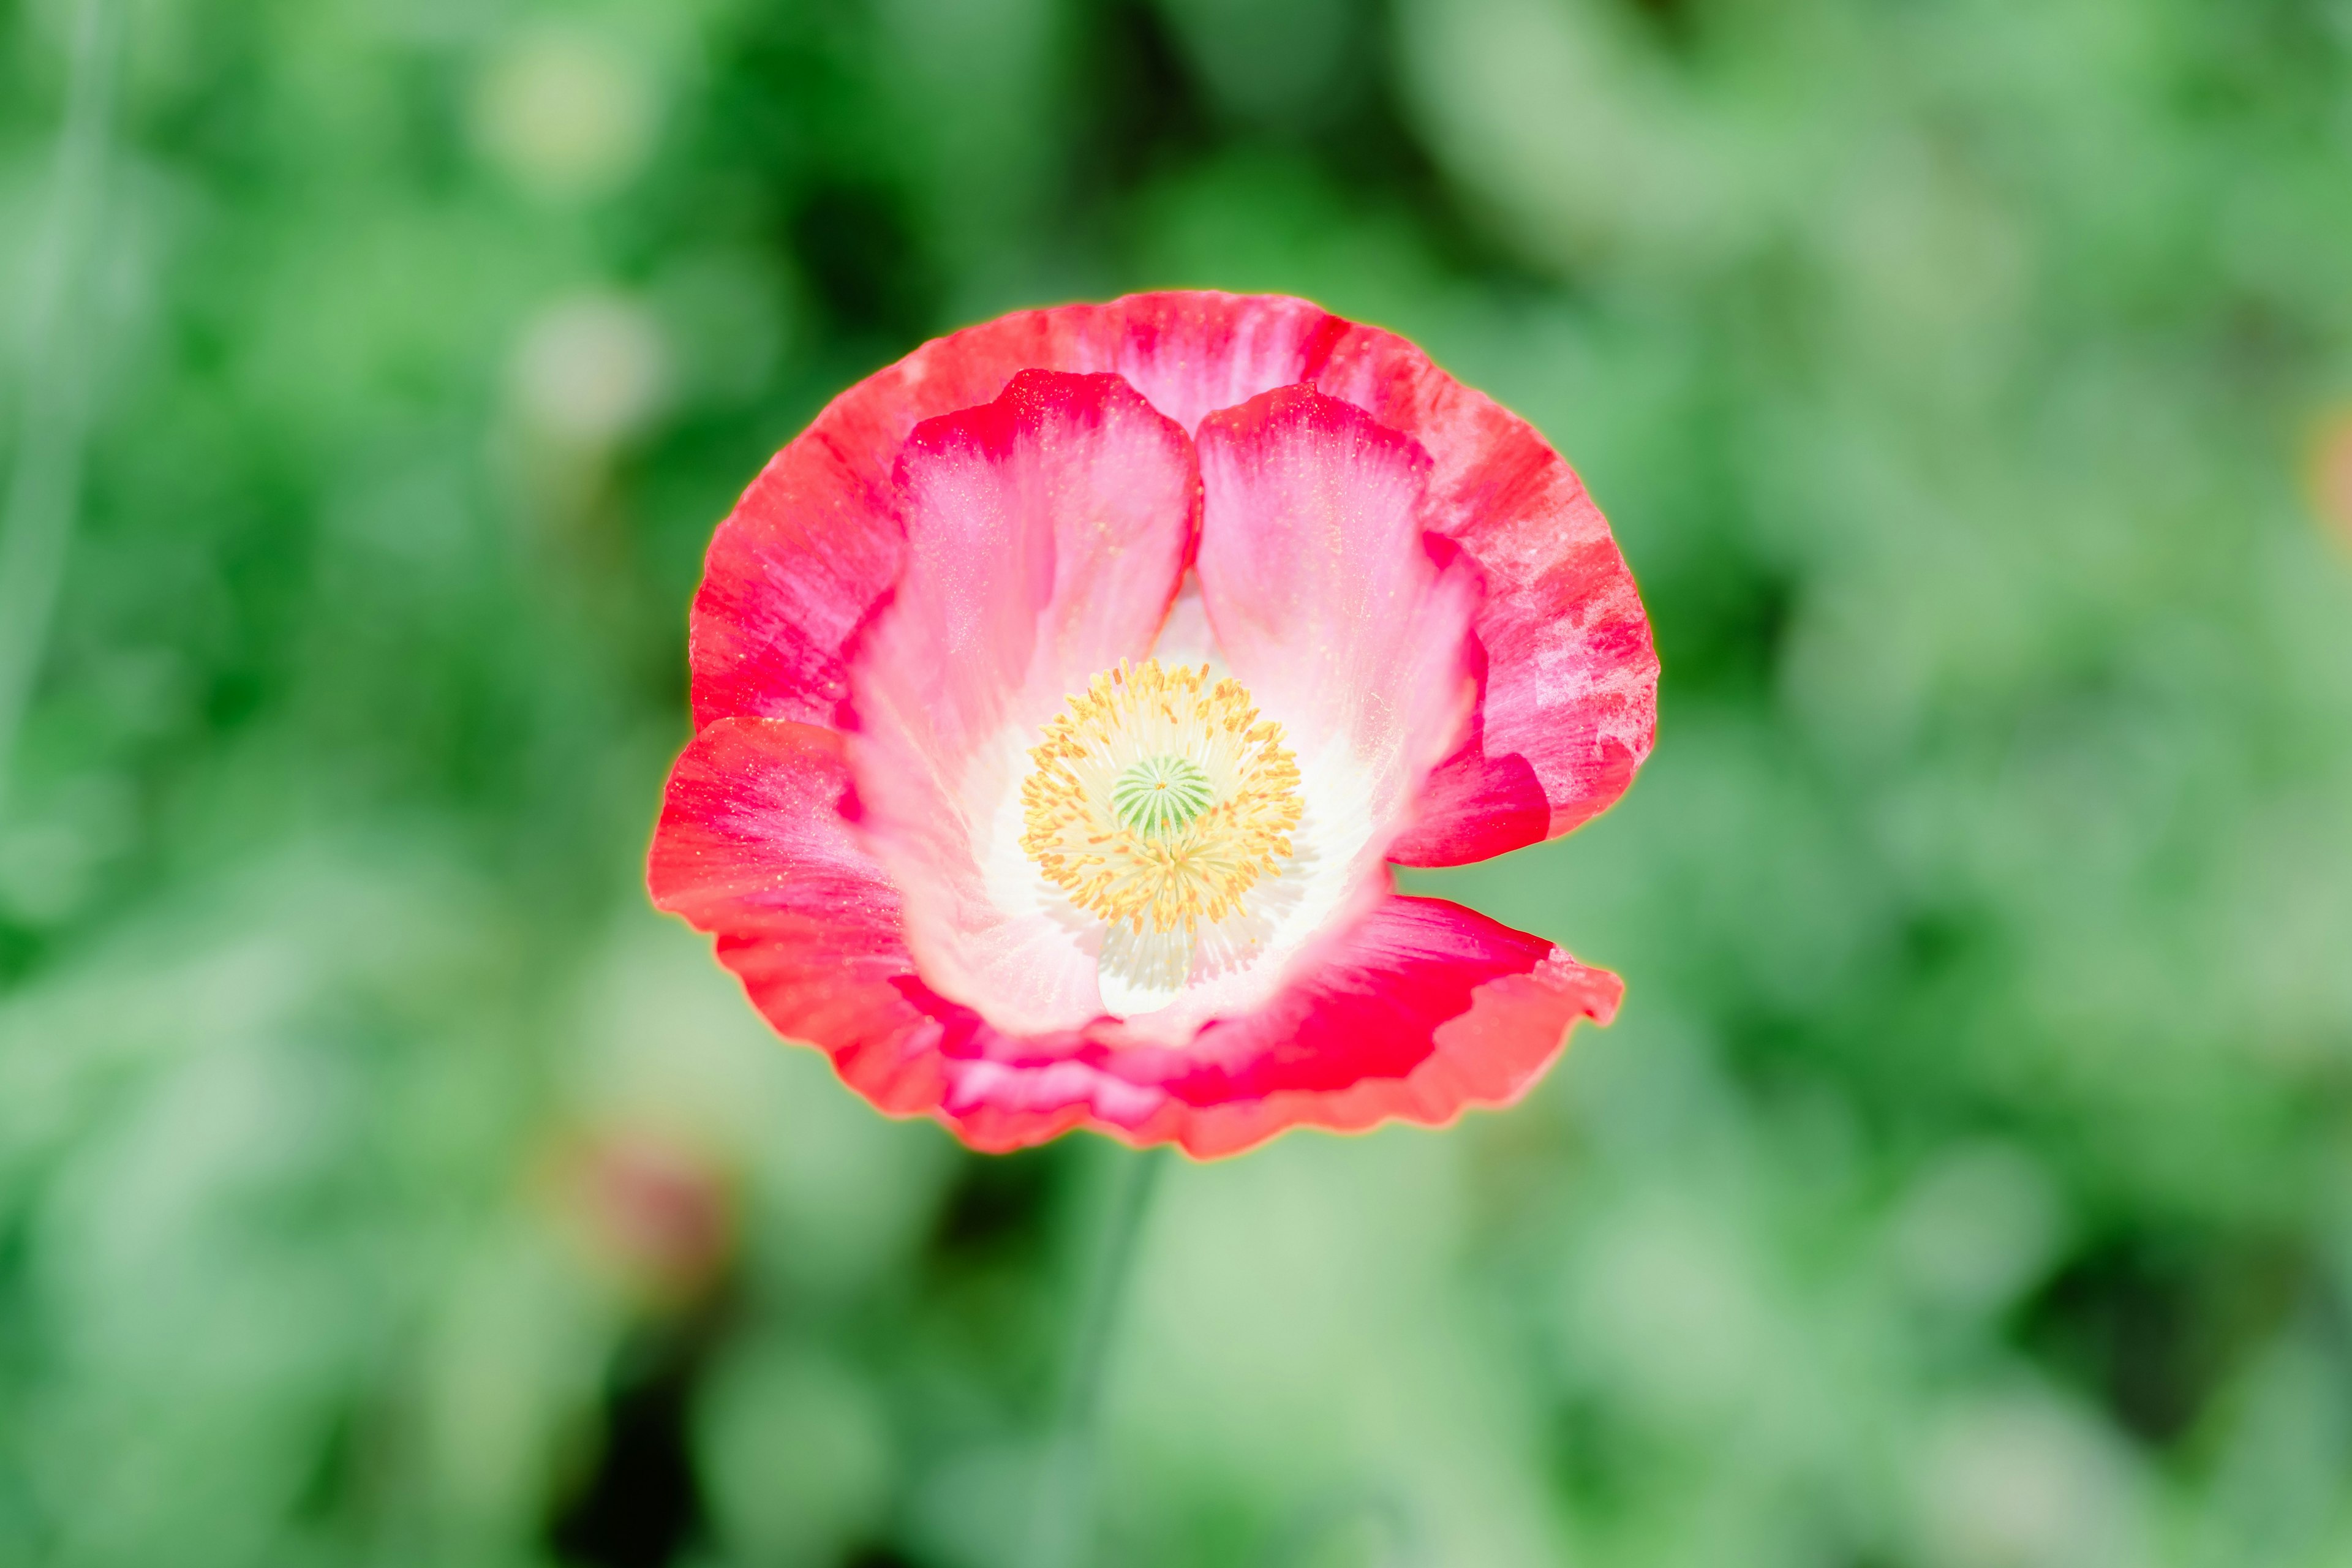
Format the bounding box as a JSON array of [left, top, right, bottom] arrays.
[[1151, 894, 1621, 1158], [646, 717, 945, 1115], [931, 893, 1623, 1158], [646, 722, 1619, 1157], [690, 294, 1654, 864]]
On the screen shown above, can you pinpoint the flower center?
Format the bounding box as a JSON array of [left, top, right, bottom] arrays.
[[1110, 754, 1215, 838], [1020, 659, 1303, 937]]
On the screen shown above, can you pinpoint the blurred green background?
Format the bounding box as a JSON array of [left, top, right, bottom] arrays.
[[5, 0, 2352, 1564]]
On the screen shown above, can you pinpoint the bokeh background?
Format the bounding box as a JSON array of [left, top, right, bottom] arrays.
[[6, 0, 2352, 1564]]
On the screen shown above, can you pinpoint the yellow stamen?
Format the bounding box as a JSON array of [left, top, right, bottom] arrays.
[[1020, 659, 1303, 935]]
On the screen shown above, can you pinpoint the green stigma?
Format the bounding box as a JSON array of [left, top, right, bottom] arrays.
[[1110, 754, 1215, 839]]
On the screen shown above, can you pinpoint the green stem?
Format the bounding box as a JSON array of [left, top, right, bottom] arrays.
[[1028, 1144, 1170, 1568], [0, 0, 126, 818]]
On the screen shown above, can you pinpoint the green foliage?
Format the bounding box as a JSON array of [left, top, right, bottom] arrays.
[[3, 0, 2351, 1564]]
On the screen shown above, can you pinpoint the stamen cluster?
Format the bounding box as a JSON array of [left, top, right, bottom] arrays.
[[1020, 660, 1303, 934]]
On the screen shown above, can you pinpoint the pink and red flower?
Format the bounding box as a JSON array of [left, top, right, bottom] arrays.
[[649, 291, 1656, 1157]]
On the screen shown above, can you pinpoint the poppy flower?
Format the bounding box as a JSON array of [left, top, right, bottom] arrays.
[[649, 292, 1656, 1157]]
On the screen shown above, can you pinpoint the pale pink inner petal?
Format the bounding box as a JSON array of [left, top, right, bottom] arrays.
[[846, 370, 1196, 1035], [1196, 383, 1478, 847]]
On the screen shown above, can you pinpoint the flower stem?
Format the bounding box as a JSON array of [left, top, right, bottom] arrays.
[[0, 0, 126, 818], [1028, 1143, 1169, 1568]]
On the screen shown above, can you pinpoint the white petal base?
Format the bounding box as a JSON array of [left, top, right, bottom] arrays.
[[1098, 924, 1197, 1018]]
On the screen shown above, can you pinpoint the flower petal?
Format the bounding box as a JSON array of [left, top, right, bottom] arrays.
[[649, 717, 1153, 1139], [1194, 383, 1479, 851], [927, 893, 1623, 1158], [846, 369, 1198, 1035], [684, 293, 1332, 730], [687, 421, 907, 733], [1303, 327, 1658, 862], [646, 717, 944, 1115], [1153, 894, 1623, 1158]]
